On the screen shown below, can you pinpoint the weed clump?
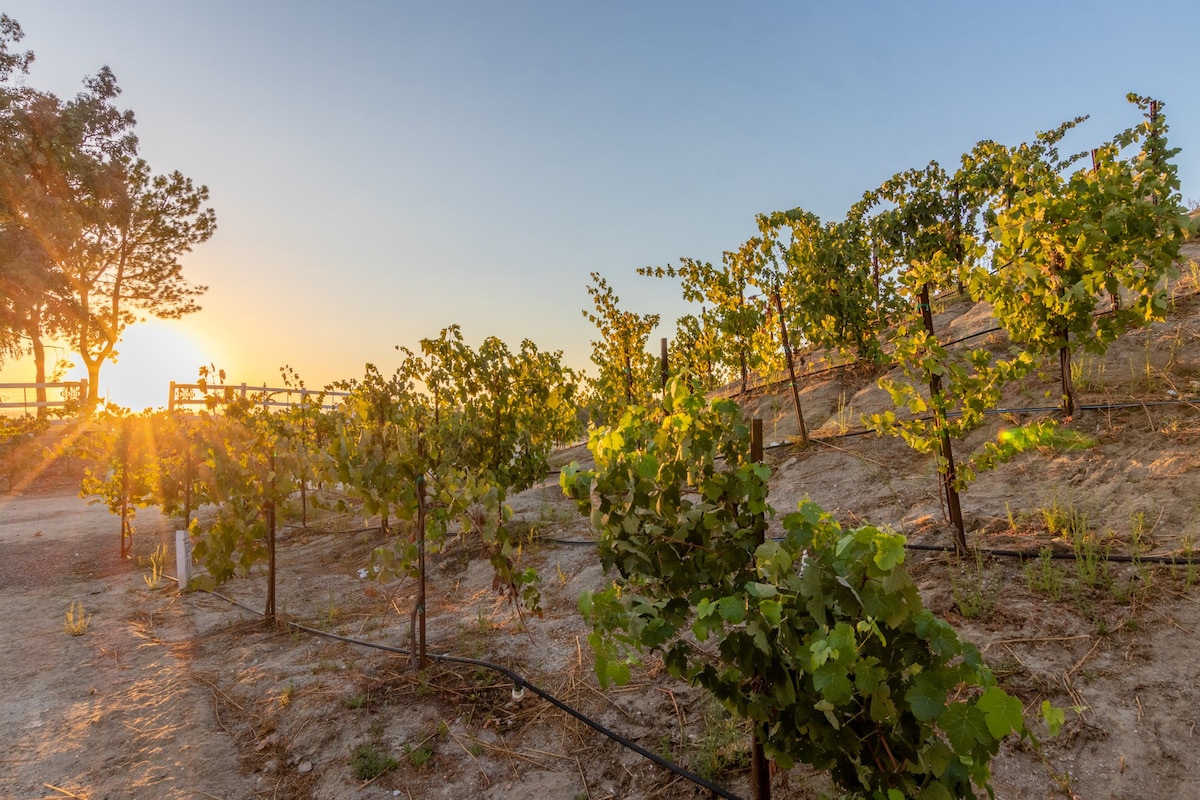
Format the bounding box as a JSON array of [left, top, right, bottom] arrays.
[[64, 601, 91, 635], [350, 743, 398, 781]]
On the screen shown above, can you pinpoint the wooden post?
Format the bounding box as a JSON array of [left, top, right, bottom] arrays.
[[168, 381, 176, 413], [413, 426, 428, 671], [772, 290, 808, 446], [749, 418, 771, 800], [265, 449, 277, 622], [624, 354, 633, 405], [872, 248, 881, 323], [1150, 100, 1159, 206], [919, 284, 966, 553], [660, 337, 669, 391], [183, 429, 193, 531]]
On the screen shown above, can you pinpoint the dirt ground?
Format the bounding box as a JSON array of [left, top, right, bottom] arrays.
[[3, 244, 1200, 800]]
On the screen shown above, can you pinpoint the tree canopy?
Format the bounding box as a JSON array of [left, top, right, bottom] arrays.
[[0, 15, 215, 411]]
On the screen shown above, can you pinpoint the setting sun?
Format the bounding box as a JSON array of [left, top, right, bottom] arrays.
[[69, 321, 222, 412]]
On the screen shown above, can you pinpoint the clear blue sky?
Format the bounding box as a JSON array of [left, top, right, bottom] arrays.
[[2, 1, 1197, 410]]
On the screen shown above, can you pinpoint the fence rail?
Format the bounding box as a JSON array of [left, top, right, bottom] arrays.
[[168, 381, 351, 412], [0, 380, 88, 413]]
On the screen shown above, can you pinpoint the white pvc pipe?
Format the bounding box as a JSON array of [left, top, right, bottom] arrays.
[[175, 530, 192, 589]]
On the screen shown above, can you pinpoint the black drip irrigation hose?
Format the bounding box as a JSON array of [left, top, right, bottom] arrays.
[[188, 583, 746, 800], [905, 541, 1200, 565], [538, 534, 1200, 566]]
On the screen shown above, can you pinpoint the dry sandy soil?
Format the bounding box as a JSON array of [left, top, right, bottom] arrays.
[[3, 243, 1200, 800]]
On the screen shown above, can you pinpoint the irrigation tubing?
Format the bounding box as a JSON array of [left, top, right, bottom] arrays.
[[188, 582, 746, 800], [535, 534, 1198, 566], [903, 541, 1199, 565]]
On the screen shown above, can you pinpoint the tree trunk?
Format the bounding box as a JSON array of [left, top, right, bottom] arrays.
[[919, 285, 966, 553], [413, 427, 428, 671], [772, 290, 808, 446], [1059, 327, 1075, 417], [83, 356, 103, 411], [29, 316, 47, 418], [749, 419, 772, 800]]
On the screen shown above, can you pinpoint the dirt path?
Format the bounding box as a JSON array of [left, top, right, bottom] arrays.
[[0, 491, 257, 800]]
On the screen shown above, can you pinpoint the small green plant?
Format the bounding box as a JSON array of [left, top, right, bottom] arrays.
[[1113, 559, 1157, 606], [1072, 529, 1111, 590], [767, 396, 783, 440], [1005, 502, 1022, 532], [344, 693, 371, 710], [350, 743, 398, 781], [1070, 352, 1105, 392], [691, 698, 749, 782], [1025, 549, 1065, 600], [1130, 341, 1163, 394], [1052, 769, 1076, 797], [1130, 511, 1152, 554], [279, 682, 295, 707], [403, 726, 444, 770], [1185, 257, 1200, 291], [952, 549, 1000, 619], [322, 592, 342, 624], [1039, 495, 1088, 540], [405, 741, 434, 769], [142, 543, 167, 589], [64, 601, 92, 635], [1180, 534, 1198, 588], [834, 391, 852, 435]]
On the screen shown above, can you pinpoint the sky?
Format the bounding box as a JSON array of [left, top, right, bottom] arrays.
[[1, 1, 1197, 412]]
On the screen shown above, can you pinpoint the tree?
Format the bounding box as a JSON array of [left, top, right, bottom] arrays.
[[0, 18, 69, 399], [856, 160, 1044, 552], [640, 248, 764, 396], [79, 409, 160, 559], [668, 309, 731, 391], [330, 357, 531, 665], [0, 44, 214, 411], [414, 328, 580, 612], [980, 96, 1194, 415], [189, 391, 305, 620], [0, 227, 72, 387], [582, 272, 660, 423], [757, 208, 890, 364], [64, 147, 216, 409], [418, 325, 582, 500]]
